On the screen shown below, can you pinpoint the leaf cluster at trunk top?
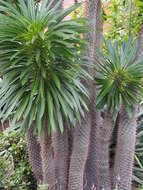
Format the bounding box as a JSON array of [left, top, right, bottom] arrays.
[[95, 36, 143, 115], [0, 0, 90, 134]]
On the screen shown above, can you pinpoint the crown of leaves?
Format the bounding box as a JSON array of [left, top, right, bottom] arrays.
[[0, 0, 90, 134], [95, 36, 143, 115]]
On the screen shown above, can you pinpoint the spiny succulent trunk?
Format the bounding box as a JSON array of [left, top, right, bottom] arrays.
[[67, 0, 102, 188], [113, 105, 137, 190], [84, 111, 101, 190], [40, 125, 55, 189], [53, 127, 69, 190], [84, 0, 102, 189], [97, 111, 113, 190], [68, 112, 91, 190], [110, 114, 120, 186], [68, 128, 73, 158], [25, 124, 43, 184]]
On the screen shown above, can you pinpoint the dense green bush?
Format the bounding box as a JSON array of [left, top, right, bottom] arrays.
[[0, 130, 37, 190]]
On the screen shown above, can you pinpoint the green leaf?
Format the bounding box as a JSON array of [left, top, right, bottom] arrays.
[[31, 78, 39, 97], [40, 78, 44, 97], [47, 90, 56, 132], [56, 109, 64, 133], [11, 94, 30, 125], [36, 50, 40, 63], [56, 3, 81, 22], [2, 89, 24, 121], [96, 81, 113, 108], [52, 73, 61, 90], [40, 94, 45, 119], [35, 104, 42, 134]]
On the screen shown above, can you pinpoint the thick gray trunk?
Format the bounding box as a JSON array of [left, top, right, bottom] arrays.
[[68, 2, 101, 183], [67, 0, 102, 188], [85, 111, 102, 190], [25, 124, 43, 184], [85, 0, 102, 189], [53, 127, 69, 190], [113, 105, 137, 190], [68, 128, 73, 158], [68, 112, 91, 190], [40, 125, 55, 190], [97, 110, 113, 190], [86, 110, 113, 190]]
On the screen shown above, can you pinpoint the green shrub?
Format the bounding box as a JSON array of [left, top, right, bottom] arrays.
[[0, 129, 36, 190]]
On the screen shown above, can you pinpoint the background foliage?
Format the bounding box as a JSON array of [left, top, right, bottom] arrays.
[[102, 0, 143, 42], [0, 130, 36, 190]]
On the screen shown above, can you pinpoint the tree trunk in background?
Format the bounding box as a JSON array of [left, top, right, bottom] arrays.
[[113, 23, 143, 190], [84, 0, 102, 189], [136, 23, 143, 60], [25, 124, 43, 184], [113, 105, 137, 190], [68, 0, 102, 189], [40, 125, 55, 189], [68, 113, 91, 190], [53, 127, 69, 190]]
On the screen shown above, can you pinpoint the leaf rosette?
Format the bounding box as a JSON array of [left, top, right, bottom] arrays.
[[95, 37, 143, 115], [0, 0, 90, 134]]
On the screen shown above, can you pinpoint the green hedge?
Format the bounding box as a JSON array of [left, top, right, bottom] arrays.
[[0, 130, 37, 190]]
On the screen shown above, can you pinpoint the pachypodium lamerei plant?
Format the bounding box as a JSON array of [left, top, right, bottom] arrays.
[[95, 36, 143, 115], [95, 36, 143, 190], [0, 0, 90, 134]]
